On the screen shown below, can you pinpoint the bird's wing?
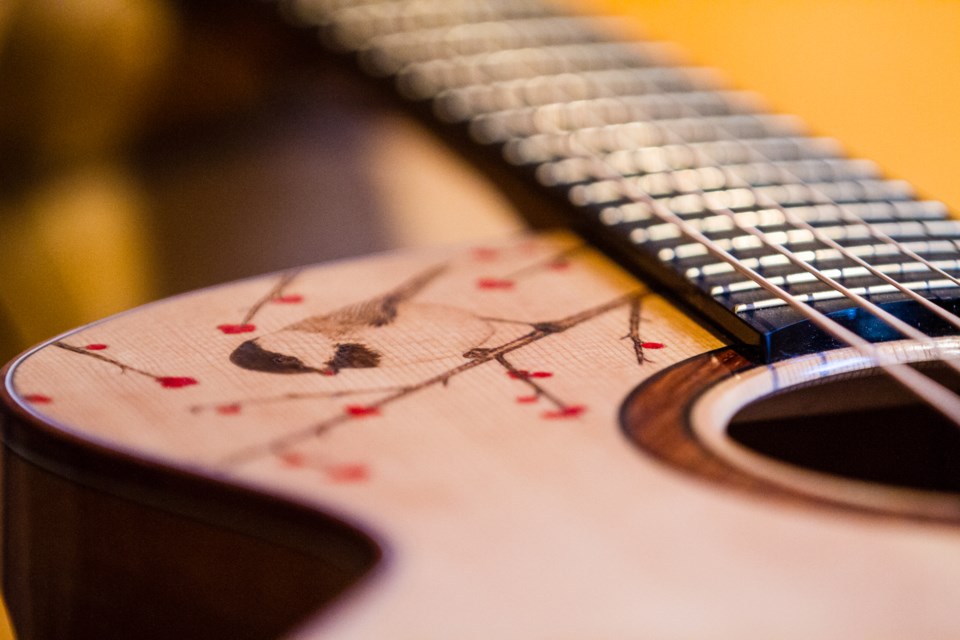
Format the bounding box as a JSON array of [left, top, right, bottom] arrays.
[[287, 264, 448, 334]]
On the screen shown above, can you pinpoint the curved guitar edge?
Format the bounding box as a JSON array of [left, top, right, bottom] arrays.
[[620, 347, 960, 526], [0, 360, 384, 640]]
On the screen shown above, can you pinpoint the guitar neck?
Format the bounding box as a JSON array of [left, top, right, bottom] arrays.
[[291, 0, 960, 360]]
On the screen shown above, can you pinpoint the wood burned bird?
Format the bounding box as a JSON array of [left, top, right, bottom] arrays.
[[230, 265, 494, 376]]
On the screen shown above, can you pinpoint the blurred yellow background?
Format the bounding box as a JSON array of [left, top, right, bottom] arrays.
[[590, 0, 960, 215], [3, 1, 960, 637]]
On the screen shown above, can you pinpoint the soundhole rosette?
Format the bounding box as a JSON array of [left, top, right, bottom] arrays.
[[689, 337, 960, 520]]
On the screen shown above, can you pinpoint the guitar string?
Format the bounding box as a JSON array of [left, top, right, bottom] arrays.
[[398, 10, 960, 306], [373, 11, 960, 324], [311, 2, 960, 421], [539, 80, 960, 416], [477, 94, 960, 297], [466, 64, 960, 319], [648, 127, 960, 370], [432, 18, 960, 416], [448, 74, 960, 426], [449, 59, 960, 352], [552, 125, 960, 426], [545, 50, 960, 364], [659, 95, 960, 329], [435, 20, 960, 337], [380, 9, 960, 323], [642, 100, 960, 370]]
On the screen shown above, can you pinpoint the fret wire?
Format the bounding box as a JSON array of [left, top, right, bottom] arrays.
[[640, 216, 960, 246], [547, 157, 879, 191], [399, 42, 675, 99], [685, 238, 960, 280], [473, 91, 759, 144], [664, 226, 960, 263], [711, 260, 960, 297], [539, 138, 849, 186], [396, 14, 960, 332], [360, 17, 621, 75], [647, 96, 960, 332], [575, 179, 909, 209], [577, 101, 960, 367], [434, 67, 721, 120], [556, 126, 960, 427], [501, 113, 804, 158], [427, 26, 960, 308], [734, 279, 960, 313], [521, 136, 843, 171], [623, 126, 960, 362], [505, 57, 960, 333], [543, 73, 960, 295], [324, 0, 549, 49]]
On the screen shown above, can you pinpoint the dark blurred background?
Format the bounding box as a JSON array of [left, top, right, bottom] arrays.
[[0, 0, 520, 362]]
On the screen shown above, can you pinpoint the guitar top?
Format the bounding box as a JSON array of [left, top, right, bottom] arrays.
[[6, 233, 960, 639], [4, 1, 960, 639]]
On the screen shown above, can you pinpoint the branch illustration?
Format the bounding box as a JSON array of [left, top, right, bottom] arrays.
[[54, 342, 198, 388], [218, 269, 303, 334], [220, 290, 646, 467]]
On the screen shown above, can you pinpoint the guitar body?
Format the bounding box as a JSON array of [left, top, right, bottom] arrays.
[[4, 233, 960, 638], [8, 0, 960, 636]]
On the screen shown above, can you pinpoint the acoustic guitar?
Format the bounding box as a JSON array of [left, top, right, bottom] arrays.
[[4, 1, 960, 638]]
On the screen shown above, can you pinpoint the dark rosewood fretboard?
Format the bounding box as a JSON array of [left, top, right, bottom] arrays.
[[294, 0, 960, 359]]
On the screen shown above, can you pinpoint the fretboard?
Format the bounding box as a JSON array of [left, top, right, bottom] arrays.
[[291, 0, 960, 360]]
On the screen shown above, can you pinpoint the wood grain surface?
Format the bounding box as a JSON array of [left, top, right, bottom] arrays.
[[6, 233, 960, 638]]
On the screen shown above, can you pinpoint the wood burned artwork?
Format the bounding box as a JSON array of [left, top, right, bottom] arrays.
[[12, 234, 709, 481]]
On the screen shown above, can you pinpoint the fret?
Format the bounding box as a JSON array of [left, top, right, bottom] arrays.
[[573, 178, 910, 210], [398, 42, 677, 99], [686, 240, 960, 279], [778, 200, 948, 223], [621, 194, 939, 227], [324, 0, 549, 50], [734, 279, 960, 314], [711, 260, 960, 297], [604, 202, 947, 243], [536, 137, 842, 186], [503, 114, 802, 164], [546, 157, 878, 193], [473, 91, 761, 144], [724, 158, 879, 186], [295, 0, 960, 358], [434, 67, 719, 121], [360, 17, 620, 74], [657, 220, 960, 262], [597, 172, 909, 244]]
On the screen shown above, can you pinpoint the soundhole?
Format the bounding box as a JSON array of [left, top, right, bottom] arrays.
[[729, 362, 960, 494]]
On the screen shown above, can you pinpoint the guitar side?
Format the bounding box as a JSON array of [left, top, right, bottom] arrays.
[[0, 401, 381, 640], [4, 234, 960, 638]]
